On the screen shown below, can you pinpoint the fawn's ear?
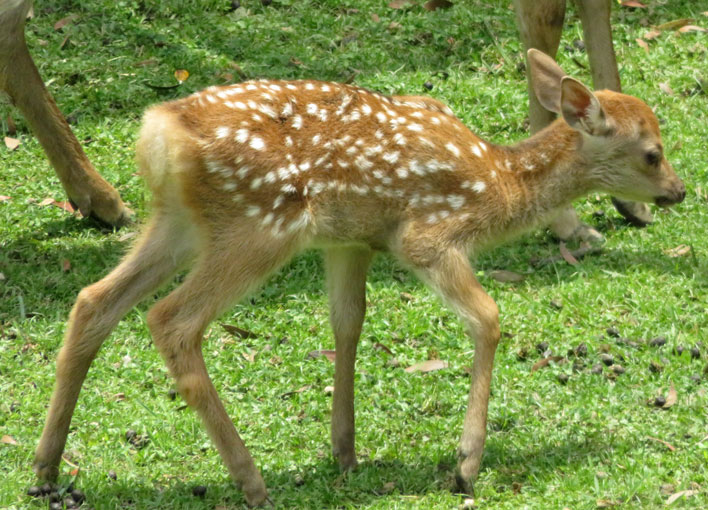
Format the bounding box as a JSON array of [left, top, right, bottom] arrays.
[[559, 77, 609, 135], [527, 48, 566, 114]]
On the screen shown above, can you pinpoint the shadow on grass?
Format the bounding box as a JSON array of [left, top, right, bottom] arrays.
[[27, 431, 608, 509]]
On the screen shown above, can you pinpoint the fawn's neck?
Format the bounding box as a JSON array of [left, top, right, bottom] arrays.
[[483, 121, 596, 241]]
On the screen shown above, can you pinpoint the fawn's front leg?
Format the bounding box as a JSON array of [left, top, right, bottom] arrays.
[[325, 246, 373, 470], [408, 246, 500, 494]]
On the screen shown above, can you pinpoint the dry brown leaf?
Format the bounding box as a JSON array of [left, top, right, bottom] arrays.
[[646, 435, 676, 451], [388, 0, 409, 9], [404, 359, 448, 373], [61, 259, 71, 272], [242, 350, 256, 363], [678, 25, 707, 33], [596, 499, 622, 508], [0, 195, 11, 201], [388, 21, 402, 30], [307, 349, 336, 362], [423, 0, 453, 11], [659, 82, 675, 95], [663, 383, 677, 408], [1, 435, 18, 445], [39, 197, 55, 206], [665, 244, 691, 257], [54, 201, 75, 213], [620, 0, 646, 7], [636, 38, 649, 53], [4, 136, 20, 150], [220, 324, 258, 339], [559, 242, 579, 265], [135, 58, 158, 67], [371, 13, 380, 22], [373, 342, 393, 355], [54, 15, 77, 31], [530, 356, 564, 373], [644, 29, 662, 40], [488, 270, 525, 283], [656, 18, 693, 31], [174, 69, 189, 83], [280, 384, 311, 399], [666, 489, 699, 505]]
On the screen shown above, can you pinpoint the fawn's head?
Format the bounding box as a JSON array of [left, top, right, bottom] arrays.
[[527, 49, 685, 208]]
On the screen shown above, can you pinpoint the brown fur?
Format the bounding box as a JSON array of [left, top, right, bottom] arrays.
[[34, 51, 684, 506]]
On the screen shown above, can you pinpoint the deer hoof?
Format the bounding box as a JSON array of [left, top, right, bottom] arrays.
[[334, 449, 358, 471], [454, 471, 475, 496], [32, 460, 59, 482], [611, 198, 653, 227], [242, 478, 269, 508]]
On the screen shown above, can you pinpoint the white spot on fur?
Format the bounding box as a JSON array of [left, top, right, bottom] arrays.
[[250, 137, 265, 151], [292, 115, 303, 129], [235, 129, 249, 144], [445, 142, 460, 157], [355, 155, 374, 171], [472, 181, 486, 193], [407, 123, 423, 132], [285, 136, 293, 147], [396, 167, 409, 178], [471, 144, 482, 158], [376, 112, 387, 123], [215, 126, 230, 139], [393, 133, 406, 146], [246, 205, 261, 216], [446, 194, 465, 209], [250, 177, 263, 190], [236, 166, 251, 179], [222, 181, 237, 192], [361, 104, 372, 115], [382, 151, 400, 164]]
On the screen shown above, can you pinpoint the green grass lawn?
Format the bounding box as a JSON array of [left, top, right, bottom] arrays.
[[1, 1, 707, 508]]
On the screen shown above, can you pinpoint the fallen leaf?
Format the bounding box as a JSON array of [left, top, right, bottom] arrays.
[[530, 356, 564, 372], [0, 195, 10, 201], [656, 19, 694, 31], [307, 349, 336, 362], [242, 350, 256, 363], [666, 489, 699, 505], [646, 435, 676, 451], [488, 270, 525, 283], [664, 244, 691, 257], [388, 21, 402, 30], [559, 242, 579, 265], [280, 384, 311, 399], [39, 197, 55, 206], [423, 0, 453, 11], [373, 342, 393, 355], [61, 259, 71, 272], [220, 324, 258, 339], [663, 383, 677, 408], [644, 29, 662, 40], [4, 136, 20, 150], [371, 13, 380, 22], [53, 201, 75, 213], [636, 38, 649, 53], [659, 82, 675, 95], [54, 15, 77, 31], [134, 58, 158, 67], [596, 499, 622, 507], [678, 25, 707, 34], [323, 385, 334, 394], [1, 435, 18, 445], [404, 359, 448, 373], [174, 69, 189, 83], [388, 0, 409, 8], [399, 291, 414, 302], [620, 0, 646, 7]]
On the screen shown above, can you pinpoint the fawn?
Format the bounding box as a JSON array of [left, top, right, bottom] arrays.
[[34, 49, 684, 506]]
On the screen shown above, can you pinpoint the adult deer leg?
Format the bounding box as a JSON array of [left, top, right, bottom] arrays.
[[0, 0, 131, 227], [325, 246, 373, 470], [34, 214, 197, 480]]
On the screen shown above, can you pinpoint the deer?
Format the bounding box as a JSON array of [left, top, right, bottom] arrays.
[[33, 49, 685, 506], [514, 0, 654, 243], [0, 0, 131, 227]]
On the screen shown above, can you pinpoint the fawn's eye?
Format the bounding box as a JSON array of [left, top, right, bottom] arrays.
[[645, 151, 661, 166]]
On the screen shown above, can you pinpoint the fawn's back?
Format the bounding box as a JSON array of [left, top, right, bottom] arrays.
[[136, 80, 524, 252]]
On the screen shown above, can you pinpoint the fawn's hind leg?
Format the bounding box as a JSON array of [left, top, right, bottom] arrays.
[[34, 213, 197, 480], [146, 228, 304, 506]]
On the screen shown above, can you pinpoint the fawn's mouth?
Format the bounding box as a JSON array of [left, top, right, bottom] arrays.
[[655, 193, 685, 207]]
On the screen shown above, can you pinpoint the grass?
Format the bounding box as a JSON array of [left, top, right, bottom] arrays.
[[1, 0, 707, 508]]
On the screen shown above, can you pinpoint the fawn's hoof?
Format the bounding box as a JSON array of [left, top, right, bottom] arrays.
[[573, 224, 605, 246], [611, 198, 653, 227], [454, 471, 475, 496]]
